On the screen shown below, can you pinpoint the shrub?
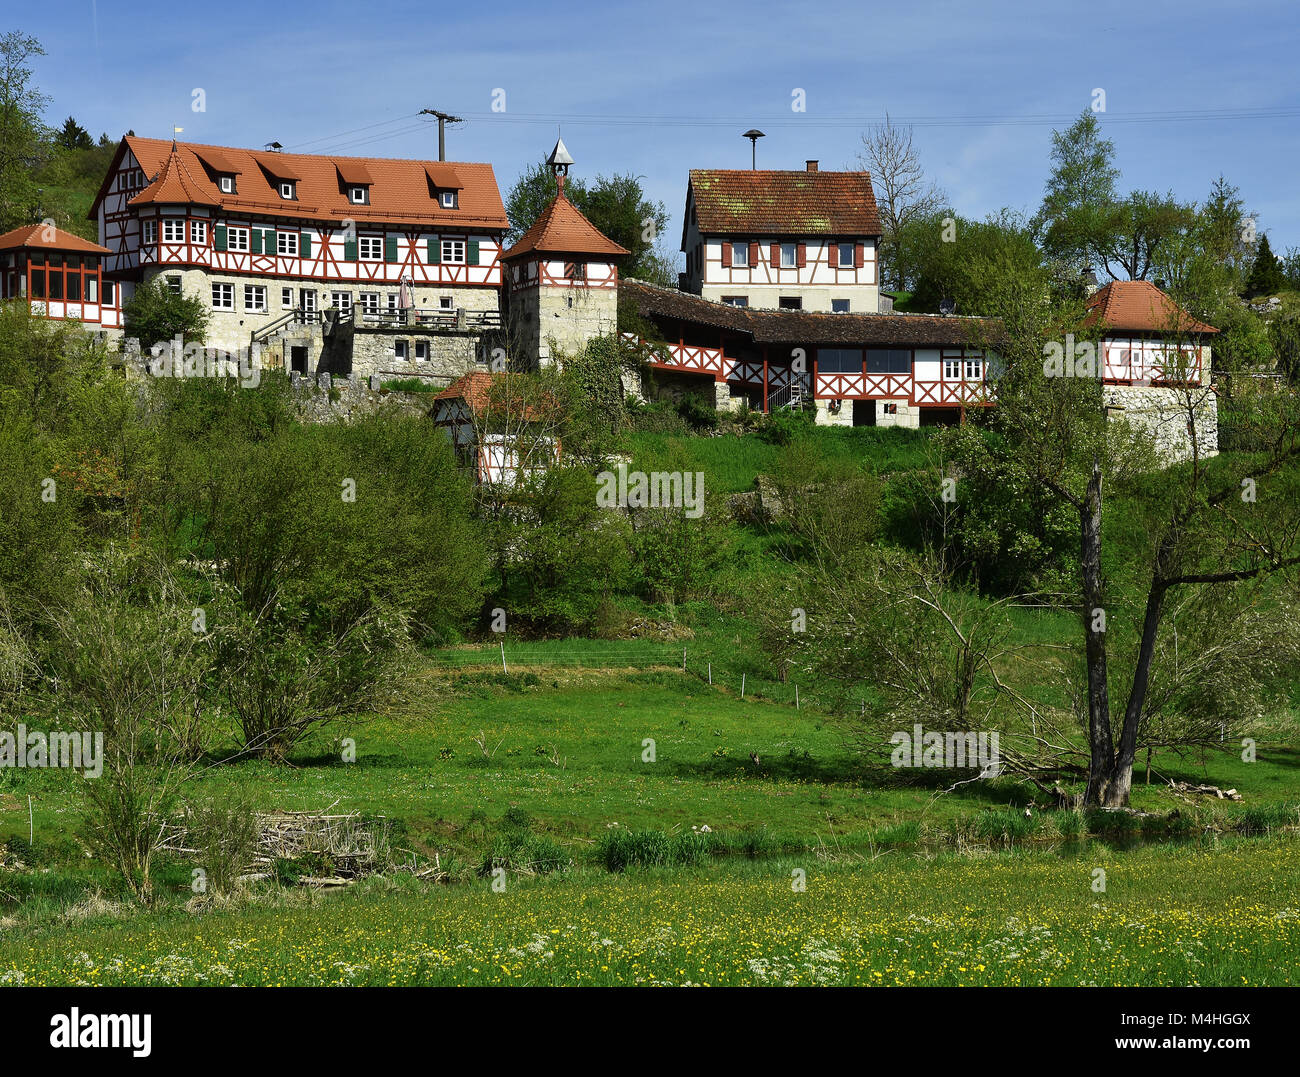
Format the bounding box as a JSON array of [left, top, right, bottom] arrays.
[[185, 792, 259, 896]]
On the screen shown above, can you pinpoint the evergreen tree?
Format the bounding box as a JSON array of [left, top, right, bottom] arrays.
[[1245, 234, 1285, 297]]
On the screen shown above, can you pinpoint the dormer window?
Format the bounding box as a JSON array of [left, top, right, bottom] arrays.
[[279, 181, 296, 200], [350, 186, 369, 205], [219, 175, 235, 194], [439, 190, 458, 210]]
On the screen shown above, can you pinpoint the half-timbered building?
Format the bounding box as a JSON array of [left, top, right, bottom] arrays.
[[502, 138, 628, 367], [622, 279, 1000, 426], [681, 163, 882, 314], [0, 224, 120, 330], [1085, 279, 1220, 459], [88, 136, 509, 372]]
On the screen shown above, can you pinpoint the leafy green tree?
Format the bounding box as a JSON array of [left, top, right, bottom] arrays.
[[1245, 233, 1285, 297], [1091, 190, 1195, 282], [1034, 109, 1119, 272], [897, 208, 1046, 316], [122, 277, 209, 349], [969, 256, 1300, 806], [504, 162, 670, 282], [506, 466, 633, 633], [0, 31, 48, 229]]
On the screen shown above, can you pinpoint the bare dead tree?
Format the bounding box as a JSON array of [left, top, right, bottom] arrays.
[[856, 114, 947, 291]]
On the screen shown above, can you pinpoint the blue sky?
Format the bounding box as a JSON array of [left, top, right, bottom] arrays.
[[21, 0, 1300, 263]]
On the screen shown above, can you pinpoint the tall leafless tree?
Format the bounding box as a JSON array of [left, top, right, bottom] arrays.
[[857, 114, 947, 292]]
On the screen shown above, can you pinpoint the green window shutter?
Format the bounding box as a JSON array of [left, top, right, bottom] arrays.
[[301, 232, 312, 257], [384, 235, 398, 263], [427, 237, 440, 264], [467, 240, 480, 266], [344, 236, 358, 261], [213, 225, 227, 251], [250, 228, 263, 254]]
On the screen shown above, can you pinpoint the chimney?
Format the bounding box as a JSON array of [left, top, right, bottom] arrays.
[[806, 160, 819, 172]]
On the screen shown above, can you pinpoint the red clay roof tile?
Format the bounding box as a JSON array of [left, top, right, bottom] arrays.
[[503, 190, 629, 260], [1083, 279, 1218, 335], [105, 137, 508, 232], [0, 223, 109, 254], [686, 169, 882, 241]]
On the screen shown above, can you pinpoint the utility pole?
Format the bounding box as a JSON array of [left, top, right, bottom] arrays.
[[420, 108, 463, 161]]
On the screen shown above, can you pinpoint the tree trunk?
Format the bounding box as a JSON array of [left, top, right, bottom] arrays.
[[1106, 575, 1169, 806], [1079, 461, 1115, 805]]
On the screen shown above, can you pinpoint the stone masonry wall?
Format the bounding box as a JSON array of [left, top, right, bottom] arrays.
[[1103, 384, 1219, 462]]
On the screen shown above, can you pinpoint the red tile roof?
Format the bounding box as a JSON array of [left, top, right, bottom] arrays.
[[97, 136, 509, 232], [0, 223, 109, 254], [503, 190, 629, 260], [131, 144, 218, 209], [434, 372, 557, 421], [1083, 279, 1218, 335], [686, 169, 881, 242]]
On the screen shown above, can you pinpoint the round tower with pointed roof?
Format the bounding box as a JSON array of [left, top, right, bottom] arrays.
[[501, 139, 629, 368]]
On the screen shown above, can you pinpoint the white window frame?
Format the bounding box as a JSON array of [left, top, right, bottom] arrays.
[[415, 340, 429, 362], [219, 175, 234, 193], [191, 220, 207, 245], [359, 236, 383, 261], [166, 275, 182, 296], [162, 219, 185, 243], [300, 290, 316, 313], [227, 227, 250, 253], [277, 231, 299, 257], [360, 292, 380, 315], [440, 190, 457, 209], [331, 291, 352, 314], [837, 242, 854, 268], [211, 282, 234, 310], [350, 186, 368, 204], [731, 242, 748, 267], [279, 181, 295, 200], [779, 243, 797, 268], [394, 340, 409, 360], [244, 284, 267, 313], [441, 239, 466, 264], [386, 293, 399, 312], [282, 287, 294, 309], [438, 295, 454, 310], [141, 220, 158, 244]]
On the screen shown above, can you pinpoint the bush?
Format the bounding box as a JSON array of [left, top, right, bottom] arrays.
[[122, 276, 209, 349], [185, 792, 259, 896]]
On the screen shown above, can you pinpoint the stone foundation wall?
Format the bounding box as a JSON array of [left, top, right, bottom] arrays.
[[875, 398, 920, 428], [813, 398, 853, 427], [1103, 384, 1219, 462]]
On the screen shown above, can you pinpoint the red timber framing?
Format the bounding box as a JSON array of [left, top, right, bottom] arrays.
[[644, 337, 995, 413], [90, 139, 509, 295], [1101, 337, 1203, 387]]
